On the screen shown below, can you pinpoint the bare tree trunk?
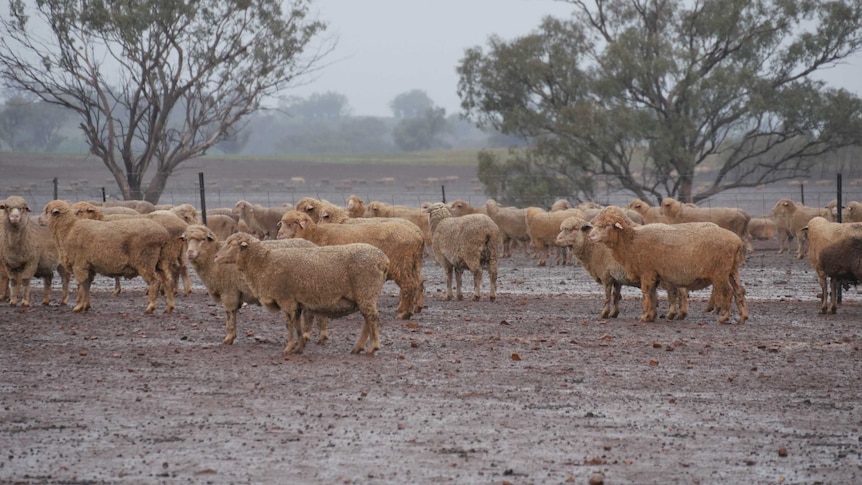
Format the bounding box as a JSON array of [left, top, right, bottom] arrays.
[[143, 167, 171, 204]]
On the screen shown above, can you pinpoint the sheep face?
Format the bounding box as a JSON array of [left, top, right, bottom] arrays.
[[1, 196, 31, 226], [449, 200, 471, 216], [182, 229, 216, 262], [347, 195, 363, 210], [770, 199, 796, 218], [71, 201, 101, 219], [587, 207, 628, 245], [627, 199, 649, 214], [214, 233, 252, 265], [276, 211, 311, 239], [555, 218, 589, 247], [295, 197, 320, 218]]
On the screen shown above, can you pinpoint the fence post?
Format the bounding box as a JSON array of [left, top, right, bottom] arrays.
[[800, 183, 805, 205], [199, 172, 207, 226], [441, 185, 446, 204], [837, 173, 843, 304], [101, 187, 106, 202], [53, 178, 58, 200]]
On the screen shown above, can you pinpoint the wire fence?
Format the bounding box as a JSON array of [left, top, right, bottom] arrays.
[[2, 171, 860, 217]]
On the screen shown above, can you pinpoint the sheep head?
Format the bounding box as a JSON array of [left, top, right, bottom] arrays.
[[448, 200, 471, 216], [555, 216, 589, 248], [770, 198, 797, 217], [182, 225, 217, 262], [277, 210, 313, 239], [215, 232, 256, 264], [1, 196, 31, 225], [587, 206, 630, 246], [71, 201, 103, 220], [659, 198, 680, 218]]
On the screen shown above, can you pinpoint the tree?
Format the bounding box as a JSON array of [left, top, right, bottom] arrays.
[[458, 1, 862, 204], [0, 93, 70, 152], [392, 107, 450, 151], [0, 0, 331, 202], [284, 91, 351, 120], [389, 90, 435, 119]]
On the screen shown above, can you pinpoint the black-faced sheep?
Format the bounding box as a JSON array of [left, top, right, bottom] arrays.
[[1, 196, 70, 307], [214, 232, 389, 355], [424, 202, 500, 302], [556, 216, 687, 320], [181, 225, 327, 346], [44, 200, 175, 314], [803, 217, 862, 314], [277, 210, 424, 320], [588, 206, 748, 324]]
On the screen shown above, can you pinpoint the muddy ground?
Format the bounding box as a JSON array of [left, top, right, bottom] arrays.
[[1, 240, 861, 485]]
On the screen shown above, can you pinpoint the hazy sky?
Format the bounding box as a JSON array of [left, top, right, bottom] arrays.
[[290, 0, 862, 118]]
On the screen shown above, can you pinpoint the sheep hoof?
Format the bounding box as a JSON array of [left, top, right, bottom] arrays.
[[677, 313, 688, 320], [489, 295, 496, 302], [600, 310, 610, 319], [223, 335, 236, 345], [472, 295, 480, 301], [163, 306, 174, 314], [9, 301, 17, 307], [72, 305, 85, 313], [317, 332, 329, 345], [444, 295, 453, 301], [609, 310, 619, 318], [666, 311, 676, 320], [397, 311, 412, 320], [456, 295, 464, 301], [145, 306, 156, 314], [21, 301, 30, 308]]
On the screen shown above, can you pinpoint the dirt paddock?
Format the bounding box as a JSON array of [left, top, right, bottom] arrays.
[[1, 156, 861, 484]]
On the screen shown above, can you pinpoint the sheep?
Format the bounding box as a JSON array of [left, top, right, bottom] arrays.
[[295, 197, 350, 224], [555, 216, 688, 319], [203, 214, 238, 241], [747, 216, 777, 241], [803, 217, 862, 314], [483, 199, 530, 258], [424, 202, 500, 302], [234, 200, 289, 239], [843, 201, 862, 223], [0, 196, 70, 307], [43, 200, 175, 314], [214, 232, 389, 355], [181, 225, 327, 346], [346, 194, 366, 218], [71, 202, 191, 297], [363, 200, 432, 246], [102, 199, 156, 214], [524, 207, 585, 266], [660, 198, 751, 245], [627, 198, 669, 224], [448, 199, 487, 217], [168, 203, 201, 225], [817, 235, 862, 314], [277, 210, 424, 320], [587, 206, 748, 324], [551, 199, 573, 211], [770, 199, 830, 257]]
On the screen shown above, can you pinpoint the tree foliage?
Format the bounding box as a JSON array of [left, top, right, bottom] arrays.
[[458, 0, 862, 204], [0, 0, 330, 202], [0, 92, 69, 151], [392, 106, 450, 151], [389, 89, 436, 119]]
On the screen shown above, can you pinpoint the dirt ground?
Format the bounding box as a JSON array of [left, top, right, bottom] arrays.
[[1, 156, 861, 484]]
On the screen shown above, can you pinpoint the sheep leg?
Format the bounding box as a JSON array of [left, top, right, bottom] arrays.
[[818, 271, 829, 314], [470, 264, 483, 301], [454, 269, 464, 301], [639, 277, 658, 322], [0, 271, 8, 301], [315, 316, 330, 345], [112, 277, 122, 296], [8, 273, 21, 306], [352, 304, 381, 354], [58, 265, 70, 306], [158, 262, 176, 314], [487, 260, 497, 303], [413, 276, 425, 313], [224, 308, 238, 345], [282, 308, 305, 355], [181, 265, 192, 296], [20, 276, 33, 307], [394, 278, 415, 320], [714, 279, 733, 324], [828, 277, 839, 314], [299, 311, 314, 345], [600, 282, 612, 319], [73, 277, 93, 313], [443, 266, 454, 301], [730, 272, 748, 323], [610, 282, 621, 318], [536, 242, 547, 267], [40, 275, 52, 306]]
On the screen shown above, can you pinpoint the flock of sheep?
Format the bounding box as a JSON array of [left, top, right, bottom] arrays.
[[1, 192, 860, 357]]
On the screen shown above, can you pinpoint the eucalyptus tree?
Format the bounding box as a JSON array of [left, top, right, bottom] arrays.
[[458, 0, 862, 204], [0, 0, 331, 202]]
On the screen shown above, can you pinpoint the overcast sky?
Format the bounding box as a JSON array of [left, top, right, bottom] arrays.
[[290, 0, 862, 118]]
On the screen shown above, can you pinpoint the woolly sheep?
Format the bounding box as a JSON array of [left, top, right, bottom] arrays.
[[277, 210, 425, 319], [556, 216, 687, 319], [44, 200, 175, 314], [363, 200, 433, 245], [747, 217, 777, 241], [525, 207, 585, 266], [71, 202, 191, 297], [295, 197, 350, 224], [424, 202, 500, 302], [102, 199, 156, 214], [660, 198, 751, 245], [181, 225, 327, 345], [627, 198, 669, 224], [448, 199, 488, 217], [803, 217, 862, 314], [483, 199, 530, 258], [346, 195, 365, 218], [214, 232, 389, 355], [1, 196, 70, 307], [235, 200, 289, 239], [551, 199, 573, 211], [769, 198, 829, 257], [817, 235, 862, 314], [588, 206, 748, 324], [843, 201, 862, 223]]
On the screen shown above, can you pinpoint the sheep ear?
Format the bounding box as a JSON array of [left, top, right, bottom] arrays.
[[51, 208, 61, 216], [239, 241, 248, 249], [613, 222, 623, 230], [25, 206, 31, 212], [297, 218, 307, 229], [206, 233, 215, 241], [178, 234, 187, 241], [581, 223, 592, 233]]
